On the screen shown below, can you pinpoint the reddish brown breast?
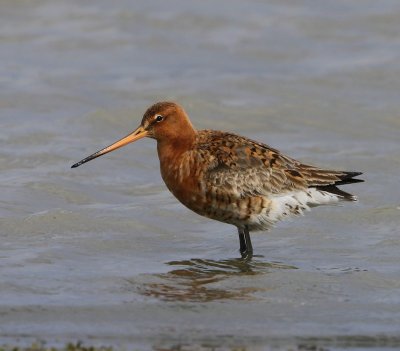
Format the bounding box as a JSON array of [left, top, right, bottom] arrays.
[[157, 138, 208, 213]]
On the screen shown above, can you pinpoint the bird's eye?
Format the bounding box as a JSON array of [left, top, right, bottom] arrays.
[[155, 115, 164, 122]]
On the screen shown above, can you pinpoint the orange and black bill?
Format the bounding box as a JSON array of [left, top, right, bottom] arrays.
[[71, 125, 148, 168]]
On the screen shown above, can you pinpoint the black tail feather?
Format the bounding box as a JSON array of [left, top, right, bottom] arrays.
[[335, 171, 364, 186], [316, 185, 357, 201], [316, 171, 363, 201]]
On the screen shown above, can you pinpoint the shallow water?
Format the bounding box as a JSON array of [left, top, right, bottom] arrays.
[[1, 0, 400, 350]]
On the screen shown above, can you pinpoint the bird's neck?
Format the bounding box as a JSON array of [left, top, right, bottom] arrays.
[[157, 128, 197, 165]]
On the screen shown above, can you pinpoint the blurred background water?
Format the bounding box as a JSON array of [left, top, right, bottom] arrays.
[[1, 0, 400, 350]]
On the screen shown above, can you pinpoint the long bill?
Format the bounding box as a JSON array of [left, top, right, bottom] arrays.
[[71, 125, 148, 168]]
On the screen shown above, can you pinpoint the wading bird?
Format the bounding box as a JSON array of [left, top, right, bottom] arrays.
[[72, 102, 363, 258]]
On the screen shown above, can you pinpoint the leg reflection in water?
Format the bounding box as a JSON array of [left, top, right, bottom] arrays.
[[128, 257, 297, 302]]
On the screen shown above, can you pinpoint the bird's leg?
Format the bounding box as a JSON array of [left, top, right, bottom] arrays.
[[238, 227, 247, 255], [237, 226, 253, 258], [244, 225, 253, 257]]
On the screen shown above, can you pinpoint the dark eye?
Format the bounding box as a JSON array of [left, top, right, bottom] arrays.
[[155, 115, 164, 122]]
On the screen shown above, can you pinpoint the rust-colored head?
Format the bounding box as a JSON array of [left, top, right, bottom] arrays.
[[71, 101, 196, 168], [141, 101, 195, 141]]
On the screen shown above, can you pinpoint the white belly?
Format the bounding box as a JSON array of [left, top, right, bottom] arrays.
[[247, 188, 344, 231]]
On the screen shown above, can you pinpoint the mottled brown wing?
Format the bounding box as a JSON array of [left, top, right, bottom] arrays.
[[199, 131, 361, 198]]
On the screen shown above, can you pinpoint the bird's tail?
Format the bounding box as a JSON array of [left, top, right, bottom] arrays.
[[316, 171, 364, 201]]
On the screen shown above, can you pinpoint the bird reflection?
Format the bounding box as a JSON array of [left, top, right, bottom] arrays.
[[132, 257, 297, 302]]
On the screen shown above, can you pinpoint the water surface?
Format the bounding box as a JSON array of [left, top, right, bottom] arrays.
[[1, 0, 400, 350]]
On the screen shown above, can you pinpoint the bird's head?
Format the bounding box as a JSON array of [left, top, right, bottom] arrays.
[[71, 101, 195, 168]]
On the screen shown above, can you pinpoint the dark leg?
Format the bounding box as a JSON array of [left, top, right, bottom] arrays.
[[237, 226, 253, 258], [244, 225, 253, 256], [238, 227, 247, 254]]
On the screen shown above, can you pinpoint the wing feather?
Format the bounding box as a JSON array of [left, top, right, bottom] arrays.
[[196, 131, 362, 199]]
